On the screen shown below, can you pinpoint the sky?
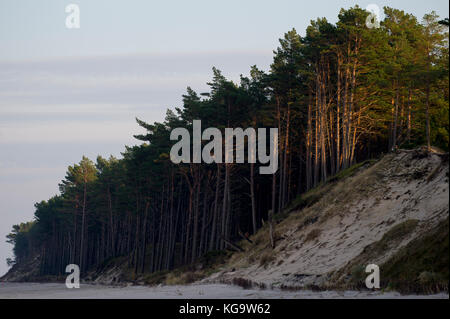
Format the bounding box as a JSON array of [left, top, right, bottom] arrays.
[[0, 0, 448, 277]]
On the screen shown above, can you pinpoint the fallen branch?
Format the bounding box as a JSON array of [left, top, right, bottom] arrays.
[[221, 237, 244, 252], [238, 230, 253, 244]]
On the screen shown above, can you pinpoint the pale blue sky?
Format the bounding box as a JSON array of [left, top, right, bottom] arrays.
[[0, 0, 448, 60], [0, 0, 448, 276]]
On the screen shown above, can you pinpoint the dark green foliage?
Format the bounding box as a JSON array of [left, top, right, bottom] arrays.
[[327, 160, 377, 183], [335, 219, 421, 289], [381, 218, 449, 293], [6, 221, 36, 265], [371, 219, 419, 255]]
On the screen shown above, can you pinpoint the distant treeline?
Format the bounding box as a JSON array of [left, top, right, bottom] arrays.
[[6, 6, 448, 276]]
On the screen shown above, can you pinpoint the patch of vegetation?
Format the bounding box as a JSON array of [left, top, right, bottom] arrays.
[[280, 159, 378, 222], [273, 210, 291, 223], [305, 228, 322, 242], [380, 218, 449, 294], [141, 270, 170, 285], [163, 250, 231, 285], [198, 250, 230, 268], [331, 219, 420, 289], [119, 249, 232, 286], [285, 186, 327, 215], [228, 277, 267, 290], [249, 223, 269, 246], [165, 270, 205, 285], [95, 255, 128, 273], [349, 265, 367, 288], [279, 284, 302, 291], [370, 219, 419, 254], [259, 252, 275, 268], [231, 277, 254, 289], [327, 160, 377, 183]]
